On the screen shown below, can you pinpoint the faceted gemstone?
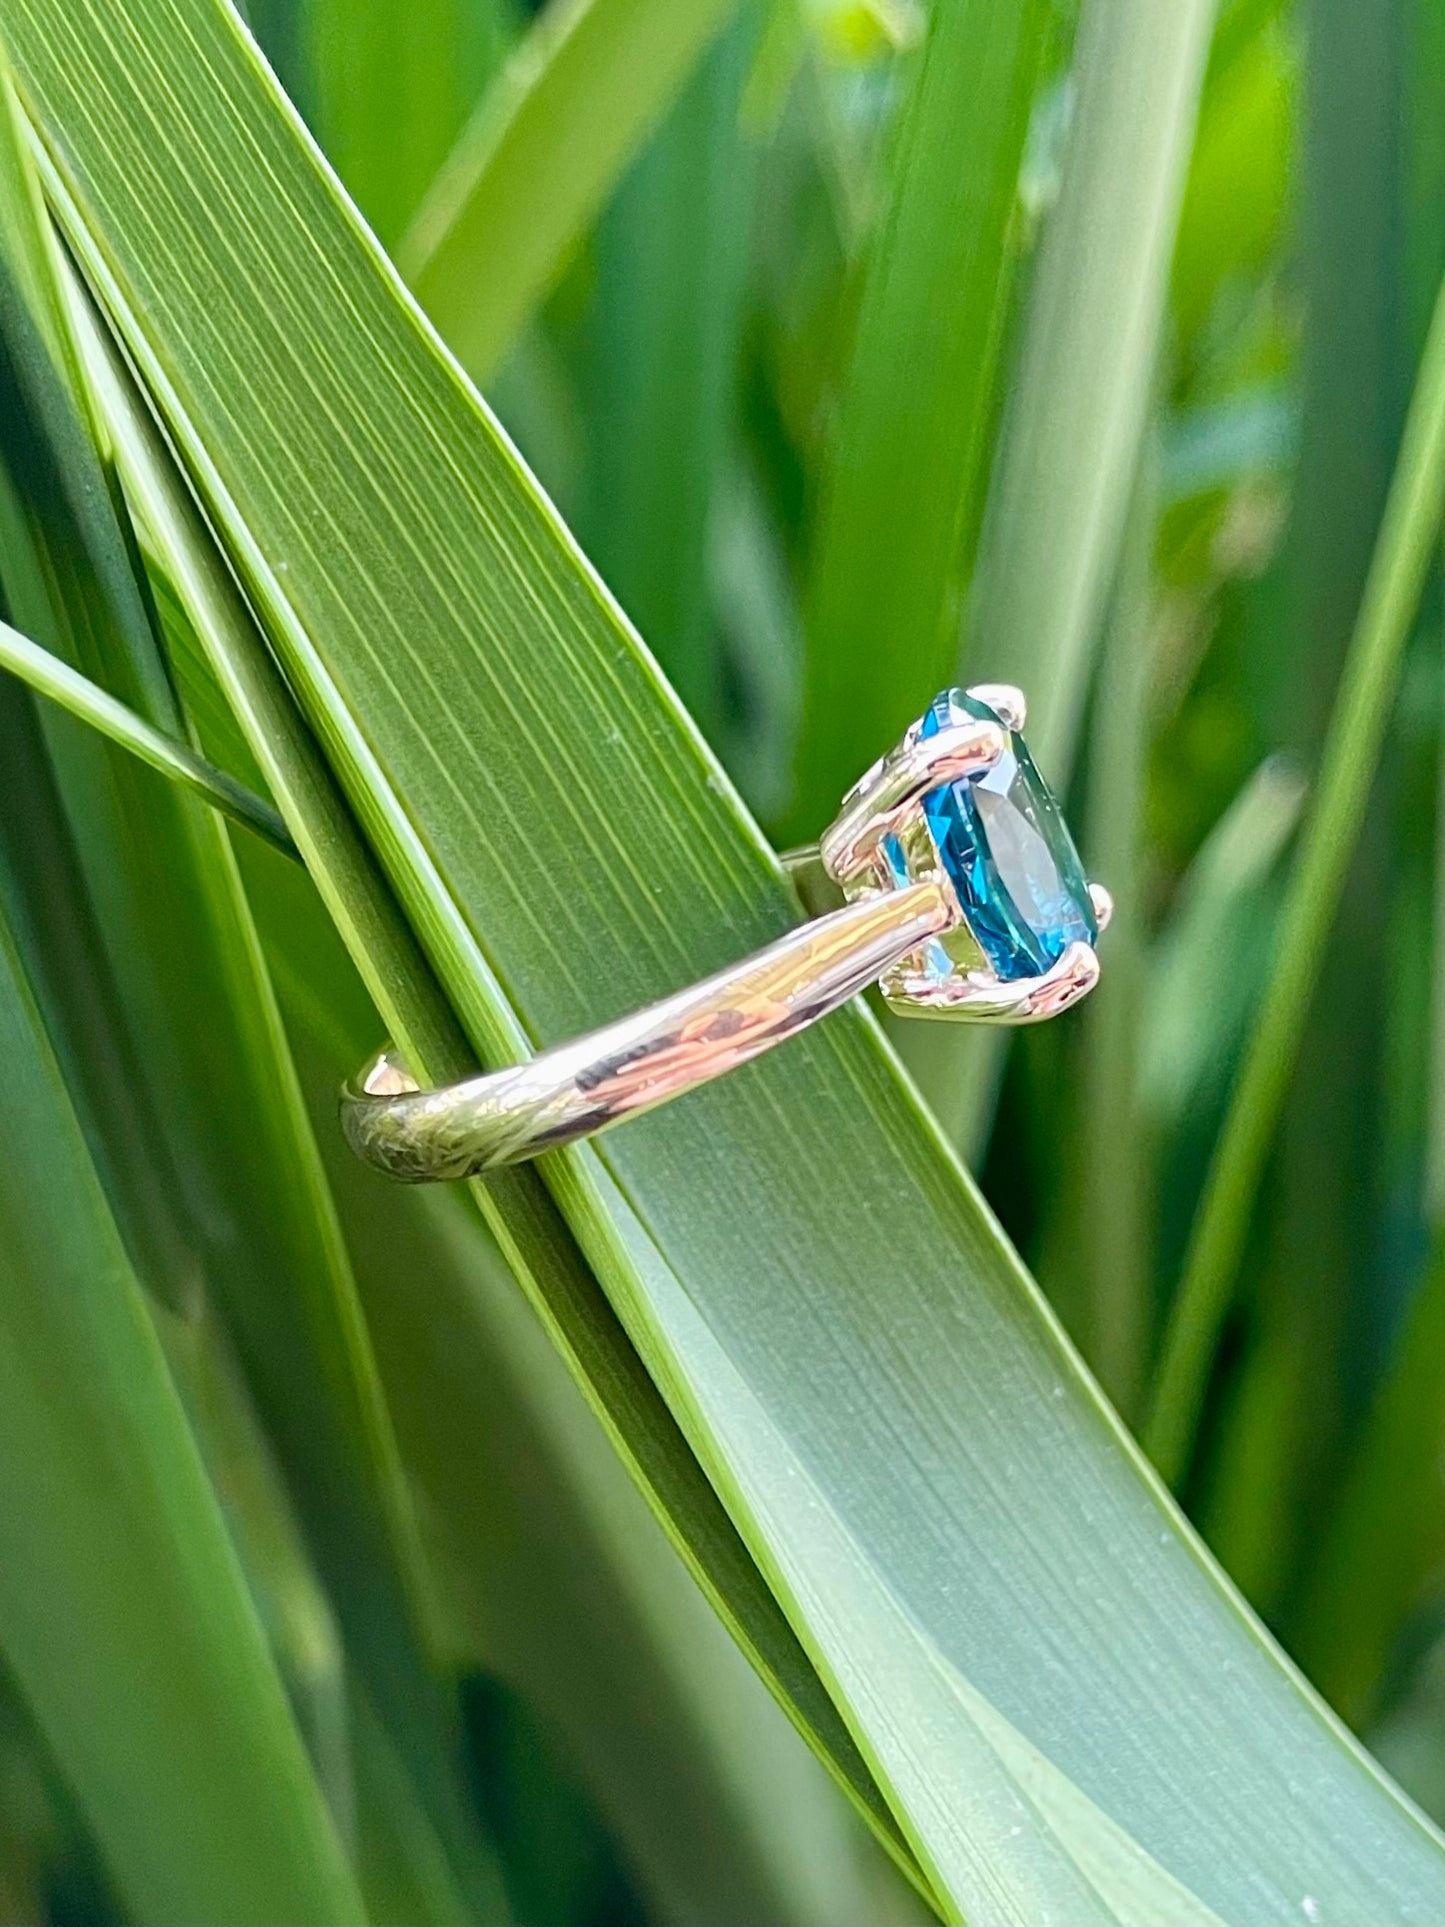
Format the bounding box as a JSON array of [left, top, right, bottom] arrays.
[[916, 687, 1096, 982]]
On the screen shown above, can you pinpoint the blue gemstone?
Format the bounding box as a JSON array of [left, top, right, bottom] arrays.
[[917, 688, 1096, 982]]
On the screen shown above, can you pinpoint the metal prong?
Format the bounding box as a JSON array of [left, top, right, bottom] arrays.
[[1089, 882, 1113, 933], [820, 718, 1005, 880], [967, 682, 1026, 732], [882, 939, 1100, 1026]]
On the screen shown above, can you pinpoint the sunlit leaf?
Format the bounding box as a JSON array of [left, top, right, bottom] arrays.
[[12, 0, 1445, 1917], [784, 0, 1050, 839], [400, 0, 738, 381]]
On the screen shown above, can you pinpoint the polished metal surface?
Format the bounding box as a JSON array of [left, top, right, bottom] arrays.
[[819, 713, 1005, 878], [343, 882, 952, 1180], [342, 684, 1105, 1181]]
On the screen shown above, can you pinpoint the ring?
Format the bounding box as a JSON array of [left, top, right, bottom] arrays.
[[341, 684, 1110, 1181]]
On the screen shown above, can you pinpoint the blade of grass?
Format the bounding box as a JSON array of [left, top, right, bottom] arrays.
[[1370, 1630, 1445, 1831], [1171, 2, 1292, 351], [0, 670, 208, 1307], [578, 8, 757, 741], [0, 70, 506, 1904], [782, 0, 1050, 841], [1078, 457, 1156, 1421], [1205, 0, 1410, 1626], [153, 1290, 358, 1843], [0, 611, 295, 851], [1139, 757, 1305, 1130], [961, 0, 1216, 775], [72, 251, 923, 1904], [297, 1016, 913, 1926], [1292, 1239, 1445, 1725], [1145, 268, 1445, 1484], [1414, 0, 1445, 1229], [351, 1687, 474, 1927], [0, 35, 431, 1645], [398, 0, 739, 384], [26, 0, 1445, 1913], [1295, 588, 1445, 1721], [0, 894, 361, 1924], [1282, 0, 1445, 1753], [1429, 624, 1445, 1224]]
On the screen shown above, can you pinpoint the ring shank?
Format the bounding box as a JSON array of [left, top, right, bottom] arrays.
[[341, 881, 950, 1180]]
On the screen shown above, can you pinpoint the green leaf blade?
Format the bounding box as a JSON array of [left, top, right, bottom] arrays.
[[962, 0, 1216, 774], [306, 0, 509, 249], [0, 900, 362, 1926], [78, 234, 913, 1910], [0, 57, 476, 1890], [17, 0, 1445, 1916], [1146, 267, 1445, 1483], [577, 10, 757, 741], [786, 0, 1051, 838], [399, 0, 738, 382], [0, 611, 296, 853]]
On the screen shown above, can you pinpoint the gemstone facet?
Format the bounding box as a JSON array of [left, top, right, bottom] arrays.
[[916, 687, 1096, 982]]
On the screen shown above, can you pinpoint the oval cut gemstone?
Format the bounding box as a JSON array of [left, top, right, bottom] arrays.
[[919, 688, 1096, 981]]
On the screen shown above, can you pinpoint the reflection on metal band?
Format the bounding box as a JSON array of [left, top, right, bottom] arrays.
[[341, 881, 952, 1181]]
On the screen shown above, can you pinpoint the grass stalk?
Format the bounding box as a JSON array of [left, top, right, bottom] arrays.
[[0, 614, 296, 856], [1145, 268, 1445, 1483], [961, 0, 1215, 775], [399, 0, 737, 381]]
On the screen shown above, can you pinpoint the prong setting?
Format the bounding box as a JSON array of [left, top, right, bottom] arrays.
[[966, 682, 1027, 732], [819, 717, 1006, 880], [880, 939, 1100, 1025], [818, 685, 1105, 1026]]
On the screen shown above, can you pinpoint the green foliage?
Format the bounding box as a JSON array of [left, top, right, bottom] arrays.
[[785, 0, 1051, 838], [399, 0, 739, 381], [2, 0, 1445, 1922], [0, 611, 295, 852], [1146, 272, 1445, 1481], [306, 0, 509, 248], [0, 892, 362, 1924]]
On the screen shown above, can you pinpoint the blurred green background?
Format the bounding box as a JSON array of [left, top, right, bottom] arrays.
[[7, 0, 1445, 1918]]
